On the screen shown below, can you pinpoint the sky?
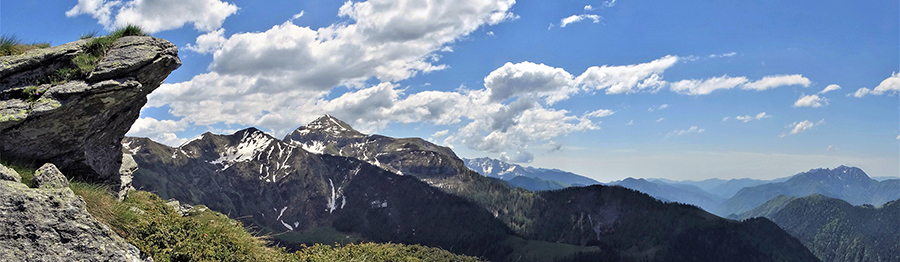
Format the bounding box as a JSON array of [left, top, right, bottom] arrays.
[[2, 0, 898, 182]]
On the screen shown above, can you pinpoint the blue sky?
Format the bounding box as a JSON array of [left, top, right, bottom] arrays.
[[3, 0, 897, 182]]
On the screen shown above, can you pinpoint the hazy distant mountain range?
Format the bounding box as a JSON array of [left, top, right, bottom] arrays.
[[608, 178, 725, 212], [715, 166, 900, 216], [125, 115, 821, 261], [463, 157, 600, 186]]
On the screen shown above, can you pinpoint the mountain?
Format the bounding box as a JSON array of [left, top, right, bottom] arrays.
[[734, 194, 900, 262], [463, 157, 599, 186], [126, 115, 822, 261], [124, 128, 513, 260], [609, 178, 725, 212], [651, 177, 790, 198], [715, 166, 900, 216]]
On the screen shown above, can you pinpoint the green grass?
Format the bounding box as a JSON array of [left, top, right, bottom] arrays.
[[79, 30, 99, 40], [0, 159, 37, 188], [296, 243, 484, 262], [0, 34, 49, 56]]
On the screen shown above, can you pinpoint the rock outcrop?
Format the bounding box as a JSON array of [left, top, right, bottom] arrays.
[[0, 36, 181, 194], [0, 163, 147, 261]]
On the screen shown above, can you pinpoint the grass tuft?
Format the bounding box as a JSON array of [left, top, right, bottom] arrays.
[[80, 30, 100, 39], [110, 24, 148, 38], [0, 159, 38, 188], [0, 34, 50, 56]]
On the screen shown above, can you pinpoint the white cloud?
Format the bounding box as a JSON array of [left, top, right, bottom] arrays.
[[585, 109, 615, 118], [560, 14, 601, 27], [793, 94, 826, 108], [734, 112, 771, 122], [670, 75, 748, 95], [781, 119, 824, 137], [126, 117, 190, 146], [668, 126, 704, 137], [819, 84, 840, 94], [500, 150, 534, 163], [742, 74, 811, 91], [603, 0, 617, 8], [486, 31, 495, 37], [852, 72, 900, 97], [708, 52, 737, 58], [722, 117, 729, 121], [626, 120, 634, 125], [584, 5, 594, 11], [576, 55, 678, 94], [291, 10, 305, 21], [185, 28, 227, 54], [649, 104, 669, 112], [484, 61, 576, 104], [655, 118, 665, 123], [429, 129, 449, 143], [67, 0, 239, 33]]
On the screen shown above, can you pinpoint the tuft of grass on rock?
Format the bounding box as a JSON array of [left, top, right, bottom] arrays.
[[0, 159, 37, 188], [0, 34, 50, 56], [79, 30, 100, 40]]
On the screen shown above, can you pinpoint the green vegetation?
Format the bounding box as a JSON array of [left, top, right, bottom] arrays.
[[0, 159, 36, 187], [80, 30, 99, 40], [0, 34, 50, 56], [296, 243, 483, 262]]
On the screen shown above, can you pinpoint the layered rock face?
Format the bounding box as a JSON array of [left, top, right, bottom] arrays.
[[0, 163, 146, 262], [0, 36, 181, 193]]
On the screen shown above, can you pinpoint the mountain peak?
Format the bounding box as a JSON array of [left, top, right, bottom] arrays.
[[293, 115, 364, 138]]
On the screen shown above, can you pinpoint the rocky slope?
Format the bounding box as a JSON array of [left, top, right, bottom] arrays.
[[0, 163, 146, 261], [0, 36, 181, 195], [464, 157, 599, 186], [716, 166, 900, 216], [734, 194, 900, 262]]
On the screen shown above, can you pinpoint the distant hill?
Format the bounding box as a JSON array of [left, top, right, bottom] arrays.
[[651, 177, 790, 198], [715, 166, 900, 216], [734, 194, 900, 262], [463, 157, 599, 186], [609, 178, 725, 212]]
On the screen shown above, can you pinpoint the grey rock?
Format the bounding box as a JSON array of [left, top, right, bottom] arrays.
[[0, 179, 147, 261], [0, 36, 181, 192], [117, 153, 138, 200], [0, 163, 19, 183], [32, 163, 68, 189]]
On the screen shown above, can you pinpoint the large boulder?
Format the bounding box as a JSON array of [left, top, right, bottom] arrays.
[[0, 36, 181, 194], [0, 163, 148, 261]]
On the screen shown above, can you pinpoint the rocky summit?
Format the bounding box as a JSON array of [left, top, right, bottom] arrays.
[[0, 36, 181, 194]]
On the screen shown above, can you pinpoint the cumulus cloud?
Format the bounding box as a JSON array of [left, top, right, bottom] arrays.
[[126, 117, 190, 146], [742, 74, 810, 91], [560, 14, 601, 27], [852, 72, 900, 97], [668, 126, 704, 137], [603, 0, 617, 8], [734, 112, 770, 122], [500, 150, 534, 163], [67, 0, 239, 33], [584, 5, 594, 11], [185, 28, 227, 53], [819, 84, 840, 94], [781, 119, 824, 137], [484, 62, 576, 104], [669, 75, 748, 95], [576, 55, 678, 94], [793, 94, 826, 108]]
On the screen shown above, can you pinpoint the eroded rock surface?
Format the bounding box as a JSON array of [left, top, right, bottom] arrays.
[[0, 36, 181, 193], [0, 163, 147, 262]]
